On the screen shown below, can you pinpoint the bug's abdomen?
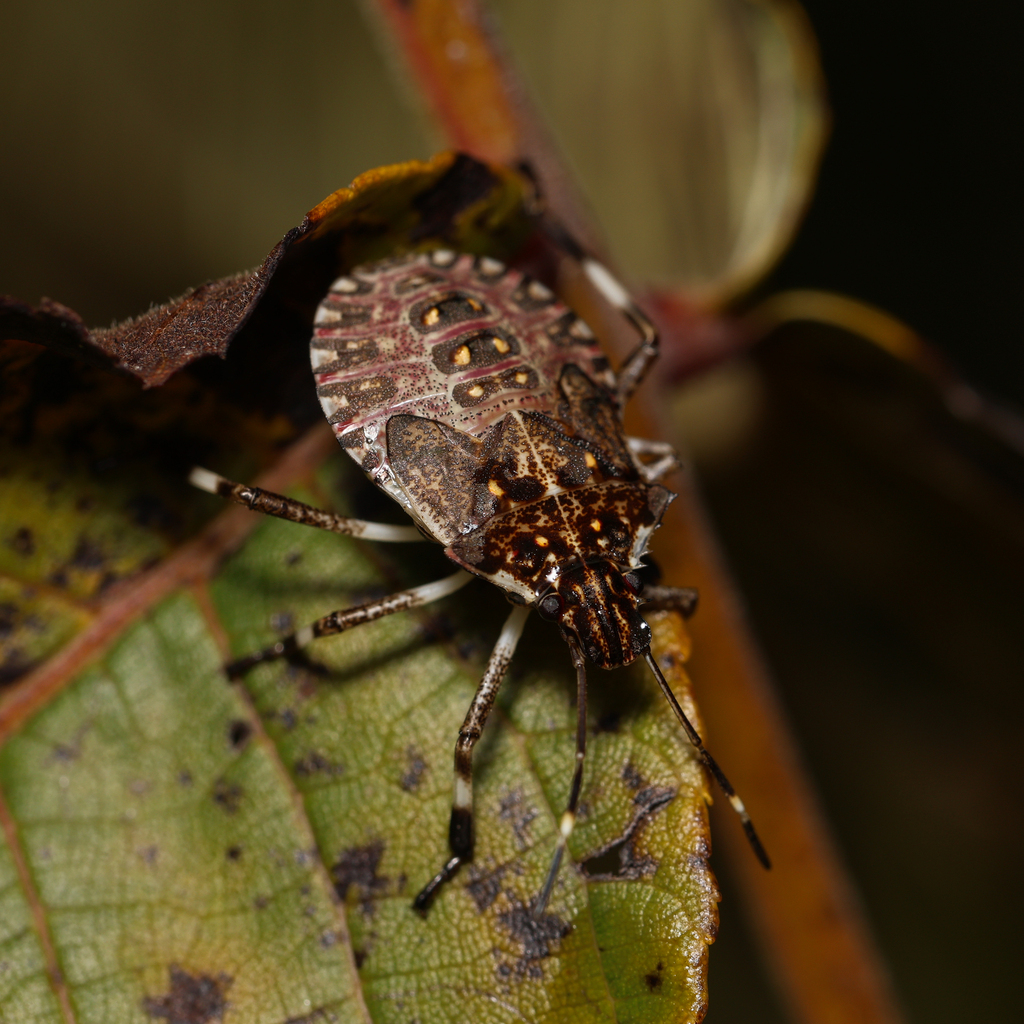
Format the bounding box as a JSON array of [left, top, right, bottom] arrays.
[[310, 250, 614, 466]]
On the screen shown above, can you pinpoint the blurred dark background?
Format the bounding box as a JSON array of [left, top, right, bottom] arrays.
[[2, 2, 1021, 1022]]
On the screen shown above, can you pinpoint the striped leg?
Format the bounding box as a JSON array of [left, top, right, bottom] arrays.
[[413, 604, 530, 912], [538, 218, 659, 406], [225, 570, 472, 678], [533, 640, 588, 917], [641, 585, 700, 618], [190, 467, 422, 542], [625, 436, 681, 482]]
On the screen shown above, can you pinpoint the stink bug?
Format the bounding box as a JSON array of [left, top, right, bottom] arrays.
[[190, 171, 768, 914]]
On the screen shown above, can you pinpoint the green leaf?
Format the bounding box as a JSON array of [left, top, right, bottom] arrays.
[[0, 161, 717, 1023]]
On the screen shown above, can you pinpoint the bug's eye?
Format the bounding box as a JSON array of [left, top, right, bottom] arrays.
[[623, 572, 643, 595], [537, 593, 564, 621]]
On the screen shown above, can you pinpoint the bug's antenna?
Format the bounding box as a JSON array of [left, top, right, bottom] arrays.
[[533, 641, 589, 917], [644, 652, 771, 870]]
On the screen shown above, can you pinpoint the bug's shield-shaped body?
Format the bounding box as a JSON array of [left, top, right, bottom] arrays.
[[194, 239, 766, 915], [311, 249, 671, 665]]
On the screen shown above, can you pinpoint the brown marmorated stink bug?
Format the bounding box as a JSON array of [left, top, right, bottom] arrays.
[[190, 175, 769, 914]]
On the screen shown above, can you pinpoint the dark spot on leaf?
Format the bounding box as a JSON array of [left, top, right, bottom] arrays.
[[125, 493, 178, 532], [270, 610, 294, 633], [498, 789, 538, 850], [645, 961, 665, 990], [226, 846, 242, 861], [621, 761, 644, 790], [212, 778, 243, 814], [0, 605, 17, 640], [285, 550, 303, 566], [178, 770, 193, 787], [9, 527, 34, 556], [70, 536, 106, 570], [143, 965, 231, 1023], [227, 719, 252, 750], [400, 747, 427, 792], [465, 864, 506, 912], [410, 153, 499, 242], [284, 1008, 332, 1024], [353, 948, 368, 969], [331, 840, 388, 905], [294, 751, 345, 777], [0, 647, 32, 685], [497, 902, 572, 979], [594, 710, 621, 734], [581, 786, 675, 881]]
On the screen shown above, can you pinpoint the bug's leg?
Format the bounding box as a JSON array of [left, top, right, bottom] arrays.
[[539, 218, 659, 406], [190, 467, 422, 542], [641, 585, 700, 618], [533, 641, 588, 917], [413, 604, 531, 913], [225, 570, 473, 678], [644, 651, 771, 870], [625, 436, 681, 482]]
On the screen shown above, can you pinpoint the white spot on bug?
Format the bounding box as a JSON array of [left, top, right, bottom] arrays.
[[446, 39, 467, 62], [569, 318, 595, 340], [454, 775, 472, 809], [430, 249, 457, 267], [527, 280, 553, 302], [332, 276, 360, 294], [452, 345, 471, 365], [467, 384, 485, 398], [479, 256, 504, 275], [493, 336, 510, 354], [310, 348, 336, 369], [189, 467, 222, 494], [514, 371, 530, 385], [583, 258, 631, 308]]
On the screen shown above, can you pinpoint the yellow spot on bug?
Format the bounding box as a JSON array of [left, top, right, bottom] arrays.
[[359, 380, 375, 390], [535, 535, 549, 547], [488, 479, 504, 497], [584, 452, 597, 469], [493, 337, 510, 353], [514, 371, 530, 385], [452, 345, 471, 365], [590, 519, 602, 532], [423, 307, 440, 325], [468, 384, 485, 398]]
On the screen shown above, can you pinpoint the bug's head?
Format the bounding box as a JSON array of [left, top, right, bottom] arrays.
[[537, 559, 650, 669]]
